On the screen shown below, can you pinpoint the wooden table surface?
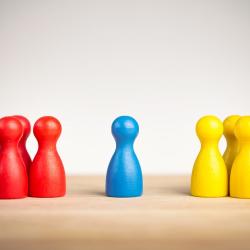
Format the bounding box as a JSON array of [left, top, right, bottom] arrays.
[[1, 175, 250, 250]]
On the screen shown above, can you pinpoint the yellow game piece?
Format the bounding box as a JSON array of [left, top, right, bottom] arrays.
[[223, 115, 241, 177], [191, 115, 228, 197], [230, 116, 250, 198]]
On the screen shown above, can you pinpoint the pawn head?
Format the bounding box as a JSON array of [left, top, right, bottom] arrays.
[[34, 116, 62, 142], [112, 116, 139, 142], [223, 115, 240, 139], [0, 116, 23, 143], [13, 115, 31, 140], [196, 115, 223, 141], [234, 116, 250, 142]]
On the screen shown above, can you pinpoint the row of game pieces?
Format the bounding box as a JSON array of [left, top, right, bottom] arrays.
[[191, 115, 250, 199], [2, 114, 249, 200], [0, 115, 142, 199]]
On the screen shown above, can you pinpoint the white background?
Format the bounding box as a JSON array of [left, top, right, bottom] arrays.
[[0, 0, 249, 174]]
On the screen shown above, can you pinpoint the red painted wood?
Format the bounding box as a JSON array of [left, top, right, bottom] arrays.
[[0, 117, 28, 199], [29, 116, 66, 198], [13, 115, 32, 174]]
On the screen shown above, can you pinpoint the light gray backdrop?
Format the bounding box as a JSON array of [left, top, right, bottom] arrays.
[[0, 0, 249, 174]]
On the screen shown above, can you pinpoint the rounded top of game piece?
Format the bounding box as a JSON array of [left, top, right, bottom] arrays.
[[13, 115, 31, 139], [112, 116, 139, 142], [223, 115, 240, 139], [234, 116, 250, 141], [196, 115, 223, 141], [34, 116, 61, 141], [0, 116, 23, 143]]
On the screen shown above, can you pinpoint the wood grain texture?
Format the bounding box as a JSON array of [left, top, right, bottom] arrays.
[[0, 175, 250, 250]]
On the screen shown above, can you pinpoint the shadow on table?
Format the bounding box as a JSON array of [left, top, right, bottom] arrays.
[[69, 189, 105, 197], [70, 187, 191, 197], [150, 184, 190, 196], [169, 186, 190, 196]]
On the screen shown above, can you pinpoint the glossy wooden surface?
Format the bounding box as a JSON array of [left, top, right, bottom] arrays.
[[0, 175, 250, 250]]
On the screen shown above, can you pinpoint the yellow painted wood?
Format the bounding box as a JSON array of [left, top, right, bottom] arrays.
[[191, 115, 228, 197], [1, 176, 250, 250], [230, 116, 250, 198], [223, 115, 240, 177]]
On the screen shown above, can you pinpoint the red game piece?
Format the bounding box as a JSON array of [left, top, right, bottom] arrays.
[[0, 117, 28, 199], [29, 116, 66, 198], [13, 115, 32, 174]]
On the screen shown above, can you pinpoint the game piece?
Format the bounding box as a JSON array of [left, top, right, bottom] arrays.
[[29, 116, 66, 198], [223, 115, 240, 177], [13, 115, 32, 174], [230, 116, 250, 198], [191, 115, 228, 197], [0, 117, 28, 199], [106, 116, 143, 197]]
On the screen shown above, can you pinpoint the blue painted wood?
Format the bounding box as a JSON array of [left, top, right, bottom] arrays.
[[106, 116, 143, 197]]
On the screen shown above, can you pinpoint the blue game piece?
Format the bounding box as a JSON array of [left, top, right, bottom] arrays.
[[106, 116, 143, 197]]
